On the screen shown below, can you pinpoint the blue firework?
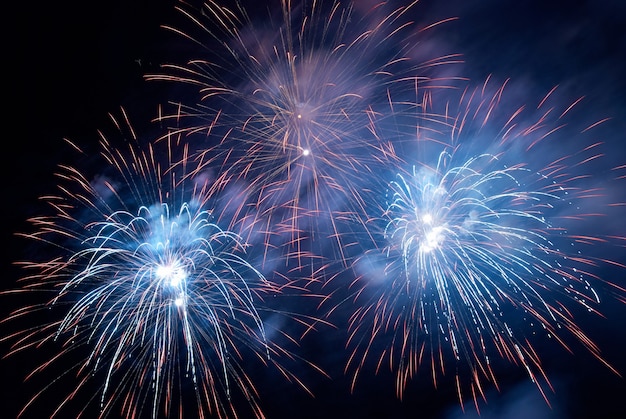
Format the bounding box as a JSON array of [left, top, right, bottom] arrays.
[[347, 79, 626, 410], [2, 111, 314, 419], [146, 0, 461, 264]]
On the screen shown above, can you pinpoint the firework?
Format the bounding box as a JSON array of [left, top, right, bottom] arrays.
[[2, 110, 319, 419], [346, 78, 626, 411], [145, 0, 462, 265]]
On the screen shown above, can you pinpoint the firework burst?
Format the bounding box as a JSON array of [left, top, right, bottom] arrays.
[[146, 0, 461, 266], [346, 78, 626, 411], [2, 110, 319, 419]]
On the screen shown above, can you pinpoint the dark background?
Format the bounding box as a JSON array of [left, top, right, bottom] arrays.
[[2, 1, 625, 418]]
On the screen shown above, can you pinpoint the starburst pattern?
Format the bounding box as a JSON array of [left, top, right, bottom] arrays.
[[3, 1, 625, 418], [346, 79, 626, 410], [2, 110, 318, 419], [146, 0, 461, 264]]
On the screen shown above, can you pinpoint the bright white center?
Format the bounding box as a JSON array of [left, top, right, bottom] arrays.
[[302, 148, 310, 156], [156, 263, 187, 287], [422, 226, 444, 253], [422, 213, 433, 224]]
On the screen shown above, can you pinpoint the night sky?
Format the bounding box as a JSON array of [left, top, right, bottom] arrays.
[[2, 1, 625, 418]]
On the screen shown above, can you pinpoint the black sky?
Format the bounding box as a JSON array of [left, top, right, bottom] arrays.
[[2, 1, 625, 418]]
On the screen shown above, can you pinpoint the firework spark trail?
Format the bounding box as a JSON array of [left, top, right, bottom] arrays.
[[145, 0, 462, 270], [346, 78, 626, 411], [1, 109, 321, 419], [5, 0, 625, 416]]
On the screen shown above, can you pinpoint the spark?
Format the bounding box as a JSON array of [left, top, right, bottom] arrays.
[[2, 110, 317, 419], [146, 0, 462, 266], [346, 79, 626, 410]]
